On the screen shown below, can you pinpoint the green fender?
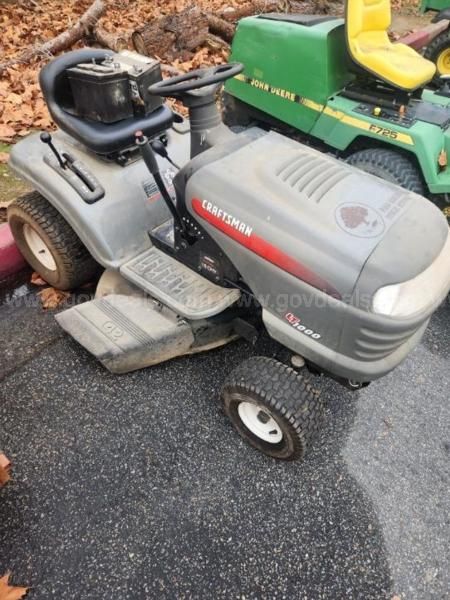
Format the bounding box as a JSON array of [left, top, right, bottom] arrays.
[[310, 94, 450, 195]]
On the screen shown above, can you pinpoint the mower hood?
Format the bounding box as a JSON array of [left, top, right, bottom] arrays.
[[185, 130, 448, 304]]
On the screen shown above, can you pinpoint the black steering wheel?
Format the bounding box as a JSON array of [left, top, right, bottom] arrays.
[[148, 63, 244, 97]]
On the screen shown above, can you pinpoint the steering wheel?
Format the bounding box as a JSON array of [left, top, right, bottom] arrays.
[[148, 63, 244, 97]]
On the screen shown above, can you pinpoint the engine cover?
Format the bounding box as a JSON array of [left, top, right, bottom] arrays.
[[185, 129, 449, 381]]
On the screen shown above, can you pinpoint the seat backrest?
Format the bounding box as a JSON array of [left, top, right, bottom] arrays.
[[346, 0, 391, 42]]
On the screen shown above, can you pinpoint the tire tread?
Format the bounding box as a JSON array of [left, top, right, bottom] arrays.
[[8, 191, 98, 289], [222, 356, 323, 460], [347, 148, 425, 195]]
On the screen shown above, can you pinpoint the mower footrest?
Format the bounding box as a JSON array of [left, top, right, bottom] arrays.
[[120, 247, 240, 319], [56, 294, 195, 373]]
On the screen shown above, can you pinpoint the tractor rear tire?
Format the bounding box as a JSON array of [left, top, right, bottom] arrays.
[[8, 191, 99, 290], [346, 149, 425, 195], [221, 91, 253, 129], [424, 30, 450, 83], [221, 356, 323, 461]]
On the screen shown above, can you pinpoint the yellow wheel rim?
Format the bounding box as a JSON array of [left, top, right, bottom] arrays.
[[436, 48, 450, 75]]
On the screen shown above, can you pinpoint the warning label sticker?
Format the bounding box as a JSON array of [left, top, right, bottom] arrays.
[[142, 168, 176, 203]]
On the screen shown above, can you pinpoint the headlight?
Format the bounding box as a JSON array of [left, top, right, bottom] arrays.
[[372, 232, 450, 317]]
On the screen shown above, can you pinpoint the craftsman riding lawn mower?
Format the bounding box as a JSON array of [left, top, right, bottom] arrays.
[[223, 0, 450, 220], [7, 47, 450, 461]]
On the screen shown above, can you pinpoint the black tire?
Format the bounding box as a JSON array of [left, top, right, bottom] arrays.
[[221, 356, 323, 461], [346, 148, 425, 195], [8, 191, 99, 290], [424, 30, 450, 83], [221, 91, 252, 129]]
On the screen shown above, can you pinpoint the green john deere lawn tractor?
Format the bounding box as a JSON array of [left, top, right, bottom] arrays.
[[224, 0, 450, 220]]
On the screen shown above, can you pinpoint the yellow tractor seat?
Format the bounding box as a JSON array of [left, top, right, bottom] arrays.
[[346, 0, 436, 91]]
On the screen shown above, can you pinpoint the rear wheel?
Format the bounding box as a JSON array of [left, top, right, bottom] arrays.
[[8, 191, 99, 290], [424, 30, 450, 82], [221, 356, 323, 460], [346, 148, 425, 195], [221, 91, 253, 129]]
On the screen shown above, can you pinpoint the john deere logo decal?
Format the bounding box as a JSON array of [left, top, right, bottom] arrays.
[[335, 203, 385, 238]]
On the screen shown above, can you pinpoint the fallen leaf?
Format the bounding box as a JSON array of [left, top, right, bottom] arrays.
[[0, 152, 9, 165], [38, 287, 69, 309], [0, 124, 16, 142], [0, 454, 11, 487], [0, 573, 28, 600], [5, 92, 22, 105], [30, 271, 47, 286]]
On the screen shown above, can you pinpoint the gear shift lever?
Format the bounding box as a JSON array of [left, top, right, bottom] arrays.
[[40, 132, 66, 169], [135, 130, 187, 237]]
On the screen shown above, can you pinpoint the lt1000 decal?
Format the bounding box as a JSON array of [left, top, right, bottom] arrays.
[[285, 312, 321, 340]]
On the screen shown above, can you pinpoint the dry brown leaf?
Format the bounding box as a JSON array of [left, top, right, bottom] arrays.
[[38, 287, 70, 309], [30, 272, 47, 286], [0, 454, 11, 487], [5, 93, 22, 105], [0, 153, 9, 165], [0, 124, 16, 142], [0, 573, 28, 600]]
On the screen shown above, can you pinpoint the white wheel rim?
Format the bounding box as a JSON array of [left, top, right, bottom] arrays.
[[237, 402, 283, 444], [23, 224, 57, 271]]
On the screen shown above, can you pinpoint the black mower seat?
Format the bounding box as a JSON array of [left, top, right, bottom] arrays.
[[39, 49, 174, 155]]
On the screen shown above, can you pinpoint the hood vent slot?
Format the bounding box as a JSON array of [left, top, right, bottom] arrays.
[[276, 152, 350, 203]]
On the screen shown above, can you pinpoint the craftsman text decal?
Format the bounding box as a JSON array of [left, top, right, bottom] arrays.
[[192, 197, 341, 300], [200, 200, 253, 237]]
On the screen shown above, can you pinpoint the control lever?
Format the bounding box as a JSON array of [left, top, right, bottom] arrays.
[[40, 132, 105, 204], [151, 138, 180, 169], [135, 130, 187, 236], [40, 132, 66, 169]]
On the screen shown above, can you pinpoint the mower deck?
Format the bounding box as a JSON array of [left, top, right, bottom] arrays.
[[56, 294, 196, 374]]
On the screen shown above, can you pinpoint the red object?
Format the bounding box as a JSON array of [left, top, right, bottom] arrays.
[[399, 20, 450, 51], [0, 223, 26, 280], [192, 197, 341, 299]]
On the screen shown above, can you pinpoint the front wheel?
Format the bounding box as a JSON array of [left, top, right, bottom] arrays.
[[8, 191, 99, 290], [221, 357, 323, 460], [346, 148, 425, 195]]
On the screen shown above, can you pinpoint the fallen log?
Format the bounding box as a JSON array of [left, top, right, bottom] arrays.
[[132, 7, 209, 61], [0, 0, 105, 74], [205, 14, 235, 43], [219, 0, 285, 21], [205, 33, 231, 53], [93, 25, 129, 52], [131, 1, 288, 60]]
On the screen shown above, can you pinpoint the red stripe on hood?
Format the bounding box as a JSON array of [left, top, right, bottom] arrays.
[[192, 198, 341, 299]]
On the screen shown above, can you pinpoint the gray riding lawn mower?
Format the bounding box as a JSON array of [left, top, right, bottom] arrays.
[[7, 49, 450, 460]]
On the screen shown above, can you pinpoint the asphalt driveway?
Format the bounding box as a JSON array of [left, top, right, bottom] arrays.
[[0, 277, 449, 599]]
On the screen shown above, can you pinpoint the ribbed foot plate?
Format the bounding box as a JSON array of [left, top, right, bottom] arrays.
[[56, 294, 195, 373], [120, 247, 240, 319]]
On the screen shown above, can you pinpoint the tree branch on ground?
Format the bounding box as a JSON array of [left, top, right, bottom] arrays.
[[0, 0, 105, 74]]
